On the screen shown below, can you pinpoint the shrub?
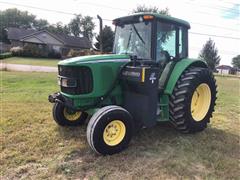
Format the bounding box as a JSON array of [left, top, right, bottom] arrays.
[[66, 49, 100, 58], [67, 49, 81, 58], [48, 49, 62, 59], [10, 46, 23, 56], [22, 44, 48, 57], [0, 52, 12, 59]]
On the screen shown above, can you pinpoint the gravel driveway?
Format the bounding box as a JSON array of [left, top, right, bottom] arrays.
[[0, 63, 57, 72]]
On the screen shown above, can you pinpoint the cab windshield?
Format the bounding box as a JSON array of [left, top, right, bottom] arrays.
[[113, 22, 152, 60]]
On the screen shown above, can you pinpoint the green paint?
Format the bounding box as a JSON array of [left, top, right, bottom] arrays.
[[59, 54, 130, 108], [158, 94, 169, 121], [58, 54, 129, 66], [164, 58, 207, 95]]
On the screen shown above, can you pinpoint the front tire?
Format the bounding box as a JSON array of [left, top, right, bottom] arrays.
[[169, 67, 217, 133], [52, 102, 88, 126], [87, 105, 133, 155]]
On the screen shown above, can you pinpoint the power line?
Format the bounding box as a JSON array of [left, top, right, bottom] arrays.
[[190, 22, 239, 32], [221, 1, 240, 5], [0, 1, 77, 15], [1, 1, 239, 40], [76, 1, 129, 12], [189, 32, 240, 40], [0, 1, 112, 22], [184, 0, 240, 13], [190, 47, 239, 56]]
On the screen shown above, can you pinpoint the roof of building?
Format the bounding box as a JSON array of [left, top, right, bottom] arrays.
[[216, 65, 232, 70], [7, 27, 91, 49]]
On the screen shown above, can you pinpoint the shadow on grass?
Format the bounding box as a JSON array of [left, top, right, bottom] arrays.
[[54, 121, 239, 179]]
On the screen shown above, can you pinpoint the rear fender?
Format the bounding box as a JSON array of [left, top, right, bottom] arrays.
[[164, 59, 207, 95]]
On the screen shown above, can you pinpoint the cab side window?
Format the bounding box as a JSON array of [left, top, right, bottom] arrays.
[[156, 21, 188, 62], [156, 22, 176, 62]]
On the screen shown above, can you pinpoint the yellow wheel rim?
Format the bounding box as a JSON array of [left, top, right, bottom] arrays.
[[191, 83, 211, 121], [103, 120, 126, 146], [63, 108, 81, 121]]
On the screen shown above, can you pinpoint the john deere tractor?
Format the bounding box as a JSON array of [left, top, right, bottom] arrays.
[[48, 13, 217, 155]]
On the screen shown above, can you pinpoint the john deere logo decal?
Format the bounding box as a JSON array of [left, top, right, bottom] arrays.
[[149, 73, 156, 84]]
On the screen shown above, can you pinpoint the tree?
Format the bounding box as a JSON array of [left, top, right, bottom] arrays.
[[68, 14, 82, 37], [231, 55, 240, 69], [0, 8, 36, 28], [94, 25, 114, 52], [33, 19, 49, 30], [132, 5, 170, 16], [0, 8, 36, 42], [68, 14, 95, 42], [81, 16, 95, 41], [199, 39, 221, 71], [47, 22, 70, 35]]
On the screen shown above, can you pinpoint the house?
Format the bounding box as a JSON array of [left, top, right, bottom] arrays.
[[216, 65, 232, 75], [6, 27, 92, 57]]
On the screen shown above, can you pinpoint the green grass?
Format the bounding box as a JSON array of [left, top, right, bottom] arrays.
[[1, 71, 240, 179], [2, 57, 60, 67]]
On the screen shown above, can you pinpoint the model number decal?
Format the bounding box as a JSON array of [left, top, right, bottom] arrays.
[[122, 71, 141, 77]]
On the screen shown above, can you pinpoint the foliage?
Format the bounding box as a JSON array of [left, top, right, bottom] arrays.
[[0, 8, 36, 29], [80, 16, 95, 41], [68, 15, 82, 37], [10, 44, 61, 59], [94, 25, 114, 52], [48, 49, 62, 59], [47, 22, 70, 35], [68, 14, 95, 42], [22, 44, 48, 57], [33, 19, 49, 30], [132, 5, 170, 15], [10, 46, 24, 56], [67, 49, 99, 58], [67, 49, 82, 57], [1, 71, 240, 179], [199, 39, 221, 71], [0, 8, 94, 42], [0, 52, 12, 59], [231, 55, 240, 69], [0, 8, 53, 41]]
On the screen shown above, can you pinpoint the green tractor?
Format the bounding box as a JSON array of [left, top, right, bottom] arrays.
[[48, 13, 217, 155]]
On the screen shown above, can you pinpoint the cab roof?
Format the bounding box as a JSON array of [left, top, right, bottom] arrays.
[[113, 12, 191, 29]]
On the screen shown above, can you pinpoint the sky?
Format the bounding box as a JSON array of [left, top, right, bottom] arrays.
[[0, 0, 239, 65]]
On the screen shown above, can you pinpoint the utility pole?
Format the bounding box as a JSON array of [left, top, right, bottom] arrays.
[[97, 15, 103, 53]]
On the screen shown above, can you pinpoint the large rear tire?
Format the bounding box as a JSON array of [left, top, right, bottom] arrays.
[[87, 105, 133, 155], [169, 67, 217, 133], [52, 102, 88, 126]]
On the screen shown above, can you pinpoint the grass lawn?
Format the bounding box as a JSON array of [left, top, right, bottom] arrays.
[[1, 57, 60, 67], [1, 71, 240, 179]]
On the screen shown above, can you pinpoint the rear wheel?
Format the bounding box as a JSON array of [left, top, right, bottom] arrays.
[[169, 67, 217, 133], [52, 102, 88, 126], [87, 105, 133, 155]]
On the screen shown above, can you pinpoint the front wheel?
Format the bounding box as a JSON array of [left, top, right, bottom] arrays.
[[169, 67, 217, 133], [52, 102, 88, 126], [87, 105, 133, 155]]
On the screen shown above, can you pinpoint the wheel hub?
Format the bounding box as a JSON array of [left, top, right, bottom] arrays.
[[63, 108, 82, 121], [103, 120, 126, 146], [191, 83, 211, 121]]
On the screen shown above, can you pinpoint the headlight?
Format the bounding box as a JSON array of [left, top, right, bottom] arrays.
[[58, 77, 77, 87]]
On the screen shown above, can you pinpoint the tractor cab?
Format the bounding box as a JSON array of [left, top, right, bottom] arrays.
[[112, 13, 190, 65], [112, 13, 191, 127]]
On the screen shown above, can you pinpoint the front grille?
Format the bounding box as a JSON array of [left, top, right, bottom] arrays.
[[58, 65, 93, 95]]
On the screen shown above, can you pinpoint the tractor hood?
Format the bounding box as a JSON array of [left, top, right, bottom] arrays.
[[58, 54, 130, 66]]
